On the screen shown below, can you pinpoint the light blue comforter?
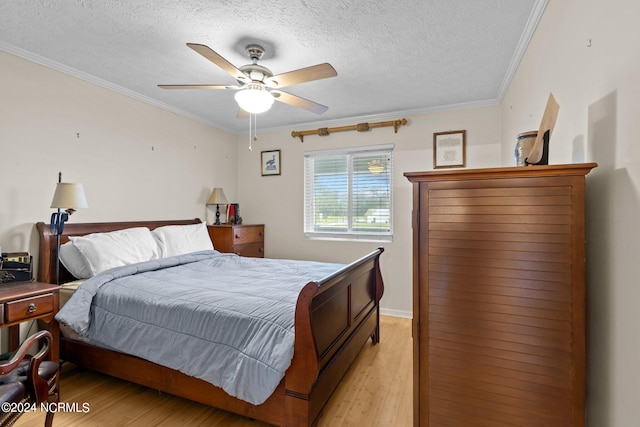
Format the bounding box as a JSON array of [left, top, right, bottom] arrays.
[[55, 250, 344, 404]]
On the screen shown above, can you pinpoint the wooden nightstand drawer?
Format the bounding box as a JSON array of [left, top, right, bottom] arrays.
[[0, 281, 61, 362], [234, 242, 264, 258], [5, 293, 54, 323], [232, 226, 264, 245]]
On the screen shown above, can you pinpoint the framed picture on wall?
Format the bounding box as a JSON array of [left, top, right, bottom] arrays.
[[261, 150, 281, 176], [433, 130, 466, 169]]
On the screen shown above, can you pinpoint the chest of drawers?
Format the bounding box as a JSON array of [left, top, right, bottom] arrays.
[[405, 163, 597, 426]]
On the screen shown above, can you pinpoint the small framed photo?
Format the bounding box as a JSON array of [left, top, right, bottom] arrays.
[[261, 150, 281, 176], [433, 130, 466, 169]]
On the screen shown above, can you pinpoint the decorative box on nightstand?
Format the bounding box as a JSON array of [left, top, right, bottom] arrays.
[[207, 224, 264, 258]]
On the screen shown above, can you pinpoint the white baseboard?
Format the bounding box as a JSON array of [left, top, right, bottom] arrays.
[[380, 307, 412, 319]]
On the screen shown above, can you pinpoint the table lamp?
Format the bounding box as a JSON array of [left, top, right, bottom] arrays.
[[50, 172, 88, 283], [206, 188, 228, 225]]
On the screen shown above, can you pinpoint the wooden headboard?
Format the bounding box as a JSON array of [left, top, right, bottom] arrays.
[[36, 219, 202, 284]]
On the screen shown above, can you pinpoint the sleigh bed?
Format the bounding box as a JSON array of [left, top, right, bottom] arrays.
[[36, 219, 384, 426]]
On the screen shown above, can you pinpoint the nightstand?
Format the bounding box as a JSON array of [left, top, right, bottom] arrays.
[[0, 281, 61, 362], [207, 224, 265, 258]]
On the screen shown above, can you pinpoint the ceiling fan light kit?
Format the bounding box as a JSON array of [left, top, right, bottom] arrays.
[[234, 83, 274, 114]]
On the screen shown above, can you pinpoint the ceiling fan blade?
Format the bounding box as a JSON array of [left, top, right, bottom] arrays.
[[158, 84, 239, 90], [186, 43, 248, 82], [271, 90, 328, 114], [237, 108, 250, 119], [266, 63, 337, 88]]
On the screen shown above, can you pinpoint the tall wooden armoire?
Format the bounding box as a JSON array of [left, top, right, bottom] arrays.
[[405, 163, 596, 427]]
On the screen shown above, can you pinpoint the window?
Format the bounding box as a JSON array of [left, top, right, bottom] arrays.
[[304, 144, 393, 241]]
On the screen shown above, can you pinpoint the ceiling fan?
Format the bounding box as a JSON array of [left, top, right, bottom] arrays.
[[159, 43, 337, 115]]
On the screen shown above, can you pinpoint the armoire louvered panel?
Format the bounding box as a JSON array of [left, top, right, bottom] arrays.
[[405, 164, 596, 427], [428, 183, 573, 426]]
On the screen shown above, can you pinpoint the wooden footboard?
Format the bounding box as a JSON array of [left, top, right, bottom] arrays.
[[37, 219, 384, 426], [286, 247, 385, 426]]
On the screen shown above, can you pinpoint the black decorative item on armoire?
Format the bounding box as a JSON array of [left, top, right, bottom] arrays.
[[519, 92, 559, 166]]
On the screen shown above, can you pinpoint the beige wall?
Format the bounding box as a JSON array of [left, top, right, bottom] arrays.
[[0, 49, 238, 347], [500, 0, 640, 425], [236, 105, 502, 317]]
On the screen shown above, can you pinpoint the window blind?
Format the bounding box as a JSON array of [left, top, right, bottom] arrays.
[[304, 144, 393, 241]]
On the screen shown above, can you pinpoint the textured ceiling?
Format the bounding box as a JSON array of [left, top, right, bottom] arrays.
[[0, 0, 545, 134]]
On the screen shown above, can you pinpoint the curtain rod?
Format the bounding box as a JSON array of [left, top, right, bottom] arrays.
[[291, 118, 407, 142]]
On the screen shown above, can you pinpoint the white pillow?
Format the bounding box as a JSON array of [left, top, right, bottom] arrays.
[[152, 222, 213, 258], [58, 241, 93, 279], [70, 227, 160, 276]]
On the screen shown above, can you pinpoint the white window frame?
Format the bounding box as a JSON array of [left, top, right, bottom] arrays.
[[304, 144, 394, 242]]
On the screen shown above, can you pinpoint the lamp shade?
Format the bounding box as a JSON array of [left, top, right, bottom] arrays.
[[207, 188, 228, 205], [50, 183, 88, 209], [234, 85, 274, 114]]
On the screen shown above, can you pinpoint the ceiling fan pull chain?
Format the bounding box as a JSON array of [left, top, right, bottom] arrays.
[[254, 114, 258, 143], [248, 113, 259, 151], [249, 113, 253, 151]]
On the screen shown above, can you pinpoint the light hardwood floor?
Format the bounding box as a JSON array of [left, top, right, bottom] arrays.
[[16, 316, 412, 427]]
